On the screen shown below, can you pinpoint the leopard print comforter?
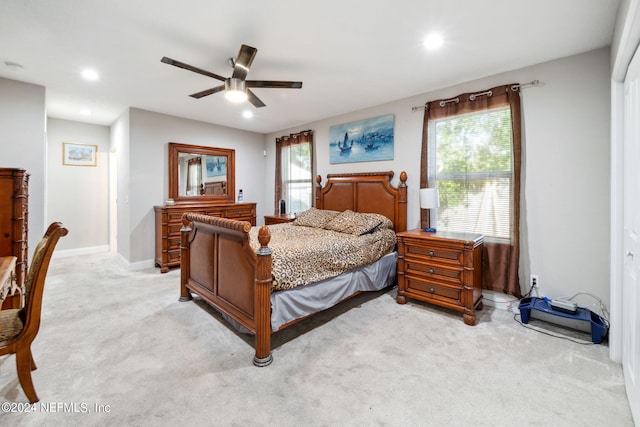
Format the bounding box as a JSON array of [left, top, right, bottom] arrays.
[[249, 223, 397, 291]]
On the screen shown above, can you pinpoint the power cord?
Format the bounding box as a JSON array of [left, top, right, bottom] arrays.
[[481, 281, 608, 345], [511, 290, 610, 345], [512, 312, 597, 345]]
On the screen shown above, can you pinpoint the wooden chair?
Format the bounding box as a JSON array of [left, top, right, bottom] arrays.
[[0, 222, 68, 403]]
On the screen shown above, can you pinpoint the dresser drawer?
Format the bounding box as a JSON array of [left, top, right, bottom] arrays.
[[168, 236, 181, 249], [404, 259, 464, 286], [167, 249, 181, 264], [167, 210, 187, 222], [223, 206, 255, 219], [168, 222, 183, 236], [405, 276, 462, 306], [403, 242, 464, 267], [155, 202, 257, 273]]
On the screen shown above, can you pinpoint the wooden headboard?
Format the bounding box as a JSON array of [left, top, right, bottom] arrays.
[[315, 171, 407, 232]]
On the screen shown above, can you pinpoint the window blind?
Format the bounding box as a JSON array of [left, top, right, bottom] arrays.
[[428, 106, 513, 241]]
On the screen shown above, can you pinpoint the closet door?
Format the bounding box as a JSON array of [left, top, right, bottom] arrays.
[[622, 43, 640, 424]]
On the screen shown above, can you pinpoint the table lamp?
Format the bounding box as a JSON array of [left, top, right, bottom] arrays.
[[420, 188, 440, 232]]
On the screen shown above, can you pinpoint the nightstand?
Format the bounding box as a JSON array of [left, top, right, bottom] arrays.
[[396, 229, 484, 325], [264, 213, 297, 225]]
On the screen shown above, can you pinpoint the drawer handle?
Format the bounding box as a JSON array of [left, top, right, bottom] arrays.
[[428, 250, 435, 257], [429, 268, 435, 274], [429, 287, 435, 293]]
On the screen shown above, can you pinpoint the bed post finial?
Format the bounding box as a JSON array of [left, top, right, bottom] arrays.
[[254, 225, 273, 367], [257, 225, 271, 252], [315, 175, 323, 209], [399, 171, 407, 187]]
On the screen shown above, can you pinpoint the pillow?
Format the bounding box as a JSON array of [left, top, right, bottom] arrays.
[[293, 208, 340, 228], [322, 210, 387, 236], [365, 213, 394, 231]]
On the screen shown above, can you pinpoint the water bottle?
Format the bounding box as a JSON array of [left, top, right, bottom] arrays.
[[238, 189, 243, 202], [279, 199, 286, 214]]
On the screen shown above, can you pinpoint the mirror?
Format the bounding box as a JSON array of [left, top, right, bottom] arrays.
[[168, 142, 235, 204]]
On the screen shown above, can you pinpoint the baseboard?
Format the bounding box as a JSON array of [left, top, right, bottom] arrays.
[[53, 245, 110, 259], [52, 247, 155, 271], [116, 253, 155, 271]]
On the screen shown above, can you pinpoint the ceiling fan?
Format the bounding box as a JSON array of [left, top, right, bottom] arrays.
[[161, 44, 302, 108]]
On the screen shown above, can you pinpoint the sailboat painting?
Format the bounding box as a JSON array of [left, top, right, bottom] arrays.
[[329, 114, 394, 164]]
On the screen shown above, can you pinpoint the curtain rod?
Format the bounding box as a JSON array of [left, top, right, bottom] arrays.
[[411, 80, 541, 111]]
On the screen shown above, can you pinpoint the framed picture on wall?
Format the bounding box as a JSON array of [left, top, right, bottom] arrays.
[[63, 142, 97, 166], [329, 114, 394, 164]]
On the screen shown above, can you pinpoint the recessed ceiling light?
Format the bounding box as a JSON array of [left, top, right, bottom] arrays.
[[81, 69, 99, 81], [242, 110, 253, 119], [423, 33, 443, 50]]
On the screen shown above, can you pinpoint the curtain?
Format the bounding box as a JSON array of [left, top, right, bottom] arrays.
[[186, 157, 202, 196], [275, 130, 314, 213], [420, 83, 522, 297]]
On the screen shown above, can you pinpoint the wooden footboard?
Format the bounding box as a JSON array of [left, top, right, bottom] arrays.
[[180, 171, 408, 367], [180, 213, 274, 366]]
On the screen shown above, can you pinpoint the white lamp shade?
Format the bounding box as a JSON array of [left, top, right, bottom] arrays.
[[419, 188, 440, 209]]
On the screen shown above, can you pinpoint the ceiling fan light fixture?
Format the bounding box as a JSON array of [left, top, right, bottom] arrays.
[[224, 78, 248, 103]]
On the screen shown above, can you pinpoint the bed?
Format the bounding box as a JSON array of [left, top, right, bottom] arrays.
[[179, 171, 407, 366]]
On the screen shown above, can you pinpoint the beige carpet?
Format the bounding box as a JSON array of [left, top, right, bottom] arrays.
[[0, 252, 634, 426]]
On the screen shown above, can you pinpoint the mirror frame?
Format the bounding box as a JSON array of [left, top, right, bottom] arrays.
[[168, 142, 236, 204]]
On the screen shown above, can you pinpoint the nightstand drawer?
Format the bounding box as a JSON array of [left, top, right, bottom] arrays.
[[405, 277, 462, 305], [403, 242, 464, 267], [404, 259, 463, 286]]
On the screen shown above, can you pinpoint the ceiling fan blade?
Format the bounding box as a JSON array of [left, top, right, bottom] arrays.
[[231, 45, 257, 80], [189, 85, 225, 99], [247, 89, 266, 108], [161, 56, 226, 81], [246, 80, 303, 89]]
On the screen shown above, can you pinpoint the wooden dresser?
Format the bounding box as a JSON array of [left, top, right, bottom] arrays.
[[396, 229, 484, 325], [154, 202, 256, 273], [0, 168, 29, 309]]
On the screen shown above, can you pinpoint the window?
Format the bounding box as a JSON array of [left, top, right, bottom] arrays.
[[420, 84, 522, 296], [186, 157, 202, 196], [428, 106, 513, 241], [275, 130, 314, 214]]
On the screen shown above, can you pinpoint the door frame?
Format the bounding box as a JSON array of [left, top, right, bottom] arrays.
[[610, 0, 640, 364]]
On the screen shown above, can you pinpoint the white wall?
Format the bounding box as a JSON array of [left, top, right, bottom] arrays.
[[112, 110, 130, 261], [46, 118, 110, 253], [123, 108, 265, 264], [265, 48, 611, 306], [0, 77, 47, 256]]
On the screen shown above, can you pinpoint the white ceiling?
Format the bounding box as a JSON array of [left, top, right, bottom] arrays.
[[0, 0, 620, 134]]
